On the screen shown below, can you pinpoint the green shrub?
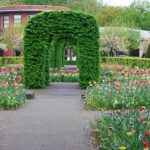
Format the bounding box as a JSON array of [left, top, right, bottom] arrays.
[[64, 61, 77, 65], [102, 57, 150, 69], [0, 57, 23, 65], [24, 11, 100, 88], [145, 44, 150, 58]]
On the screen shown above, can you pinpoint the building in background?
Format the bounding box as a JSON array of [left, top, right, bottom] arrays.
[[0, 5, 68, 57]]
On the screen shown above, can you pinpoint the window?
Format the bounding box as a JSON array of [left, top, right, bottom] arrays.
[[14, 15, 21, 28], [27, 15, 33, 20], [4, 16, 9, 28]]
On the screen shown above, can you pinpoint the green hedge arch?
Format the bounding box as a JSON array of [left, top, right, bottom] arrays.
[[24, 11, 100, 88]]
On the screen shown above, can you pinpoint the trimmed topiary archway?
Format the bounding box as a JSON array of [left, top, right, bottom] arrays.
[[24, 11, 100, 88]]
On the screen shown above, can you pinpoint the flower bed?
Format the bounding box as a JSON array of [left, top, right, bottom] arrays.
[[0, 66, 26, 109], [90, 108, 150, 150], [83, 64, 150, 110], [50, 69, 79, 82]]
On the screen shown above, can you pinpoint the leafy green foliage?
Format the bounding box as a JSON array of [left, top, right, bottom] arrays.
[[102, 57, 150, 69], [68, 0, 102, 16], [116, 7, 150, 31], [90, 109, 150, 149], [96, 6, 123, 26], [0, 56, 23, 65], [49, 39, 56, 69], [146, 44, 150, 58], [24, 11, 100, 88]]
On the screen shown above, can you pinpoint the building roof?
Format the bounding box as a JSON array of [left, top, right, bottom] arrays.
[[0, 5, 69, 13]]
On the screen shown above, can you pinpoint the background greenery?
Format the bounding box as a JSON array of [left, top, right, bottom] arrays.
[[0, 0, 149, 30]]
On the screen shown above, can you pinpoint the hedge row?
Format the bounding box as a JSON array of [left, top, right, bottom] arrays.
[[102, 57, 150, 69], [64, 61, 77, 65], [0, 57, 23, 65], [0, 57, 150, 69]]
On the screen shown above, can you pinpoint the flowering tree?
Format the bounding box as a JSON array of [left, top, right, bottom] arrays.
[[100, 20, 140, 56], [1, 25, 24, 53], [100, 28, 128, 56]]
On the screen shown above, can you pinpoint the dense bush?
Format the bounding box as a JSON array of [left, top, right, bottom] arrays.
[[64, 61, 77, 65], [90, 109, 150, 150], [24, 11, 100, 88], [146, 44, 150, 58], [0, 57, 23, 65], [102, 57, 150, 69]]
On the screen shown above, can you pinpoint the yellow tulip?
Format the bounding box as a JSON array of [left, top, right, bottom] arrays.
[[119, 146, 126, 150], [126, 131, 133, 137]]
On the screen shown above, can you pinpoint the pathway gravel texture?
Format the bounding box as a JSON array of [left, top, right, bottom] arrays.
[[0, 83, 99, 150]]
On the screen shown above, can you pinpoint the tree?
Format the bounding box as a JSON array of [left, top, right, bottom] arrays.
[[145, 44, 150, 58], [96, 6, 123, 26], [1, 25, 24, 52], [0, 0, 103, 16], [100, 19, 140, 56], [116, 0, 150, 31], [0, 0, 23, 5], [130, 0, 150, 11], [0, 0, 68, 6]]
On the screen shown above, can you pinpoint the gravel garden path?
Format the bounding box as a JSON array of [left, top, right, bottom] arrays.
[[0, 83, 98, 150]]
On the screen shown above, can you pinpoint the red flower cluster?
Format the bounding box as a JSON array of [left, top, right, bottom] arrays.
[[0, 67, 8, 72], [140, 117, 145, 123], [144, 131, 149, 137]]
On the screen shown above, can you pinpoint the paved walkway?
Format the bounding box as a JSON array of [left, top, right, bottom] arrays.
[[0, 83, 98, 150]]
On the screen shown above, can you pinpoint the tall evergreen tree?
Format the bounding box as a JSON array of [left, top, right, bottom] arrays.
[[146, 44, 150, 58]]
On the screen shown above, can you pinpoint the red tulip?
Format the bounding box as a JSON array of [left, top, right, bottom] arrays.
[[144, 131, 149, 137], [108, 127, 113, 131], [140, 117, 145, 123], [143, 141, 149, 148], [139, 107, 143, 112]]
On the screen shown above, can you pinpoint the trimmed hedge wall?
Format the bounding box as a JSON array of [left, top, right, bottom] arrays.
[[64, 61, 77, 65], [1, 57, 150, 69], [24, 11, 100, 88], [0, 57, 23, 65], [102, 57, 150, 69]]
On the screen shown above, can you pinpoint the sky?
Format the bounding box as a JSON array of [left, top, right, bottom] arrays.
[[103, 0, 134, 7]]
